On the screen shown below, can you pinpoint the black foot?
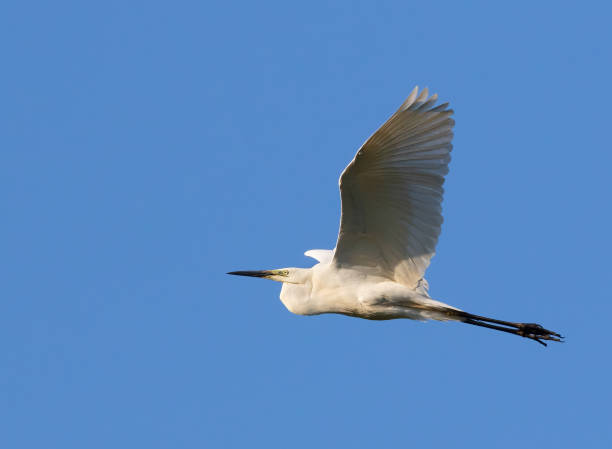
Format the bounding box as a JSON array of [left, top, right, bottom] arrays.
[[516, 323, 563, 346], [448, 310, 564, 347]]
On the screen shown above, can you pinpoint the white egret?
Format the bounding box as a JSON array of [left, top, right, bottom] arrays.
[[229, 87, 562, 346]]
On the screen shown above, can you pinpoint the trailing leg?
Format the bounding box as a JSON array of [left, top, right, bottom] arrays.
[[444, 309, 563, 346]]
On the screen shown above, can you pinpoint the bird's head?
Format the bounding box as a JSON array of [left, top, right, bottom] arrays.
[[227, 268, 309, 284]]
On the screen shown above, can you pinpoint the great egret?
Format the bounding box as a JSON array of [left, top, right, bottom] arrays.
[[229, 87, 562, 346]]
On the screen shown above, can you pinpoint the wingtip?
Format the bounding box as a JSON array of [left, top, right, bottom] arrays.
[[416, 87, 429, 103], [400, 86, 420, 111]]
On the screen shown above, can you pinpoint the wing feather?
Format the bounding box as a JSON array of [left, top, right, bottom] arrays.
[[304, 249, 334, 264], [333, 87, 454, 288]]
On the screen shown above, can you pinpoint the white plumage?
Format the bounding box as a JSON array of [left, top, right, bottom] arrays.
[[229, 87, 562, 346], [335, 86, 452, 289]]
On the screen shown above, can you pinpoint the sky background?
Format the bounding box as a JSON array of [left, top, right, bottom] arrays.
[[2, 1, 611, 448]]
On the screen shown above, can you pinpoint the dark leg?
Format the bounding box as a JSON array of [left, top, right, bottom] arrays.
[[445, 310, 563, 346]]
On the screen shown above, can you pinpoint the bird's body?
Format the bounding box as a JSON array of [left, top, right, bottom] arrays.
[[229, 87, 562, 346], [279, 257, 455, 321]]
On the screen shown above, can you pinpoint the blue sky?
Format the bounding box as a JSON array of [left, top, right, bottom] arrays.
[[2, 1, 611, 447]]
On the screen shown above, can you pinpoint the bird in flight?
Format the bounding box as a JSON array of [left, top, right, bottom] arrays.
[[229, 87, 562, 346]]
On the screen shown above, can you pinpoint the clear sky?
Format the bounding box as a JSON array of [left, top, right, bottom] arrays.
[[2, 1, 611, 448]]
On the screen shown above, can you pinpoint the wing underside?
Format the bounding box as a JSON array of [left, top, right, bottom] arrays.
[[333, 87, 454, 289]]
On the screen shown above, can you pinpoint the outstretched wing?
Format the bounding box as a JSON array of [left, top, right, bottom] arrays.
[[333, 87, 454, 289]]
